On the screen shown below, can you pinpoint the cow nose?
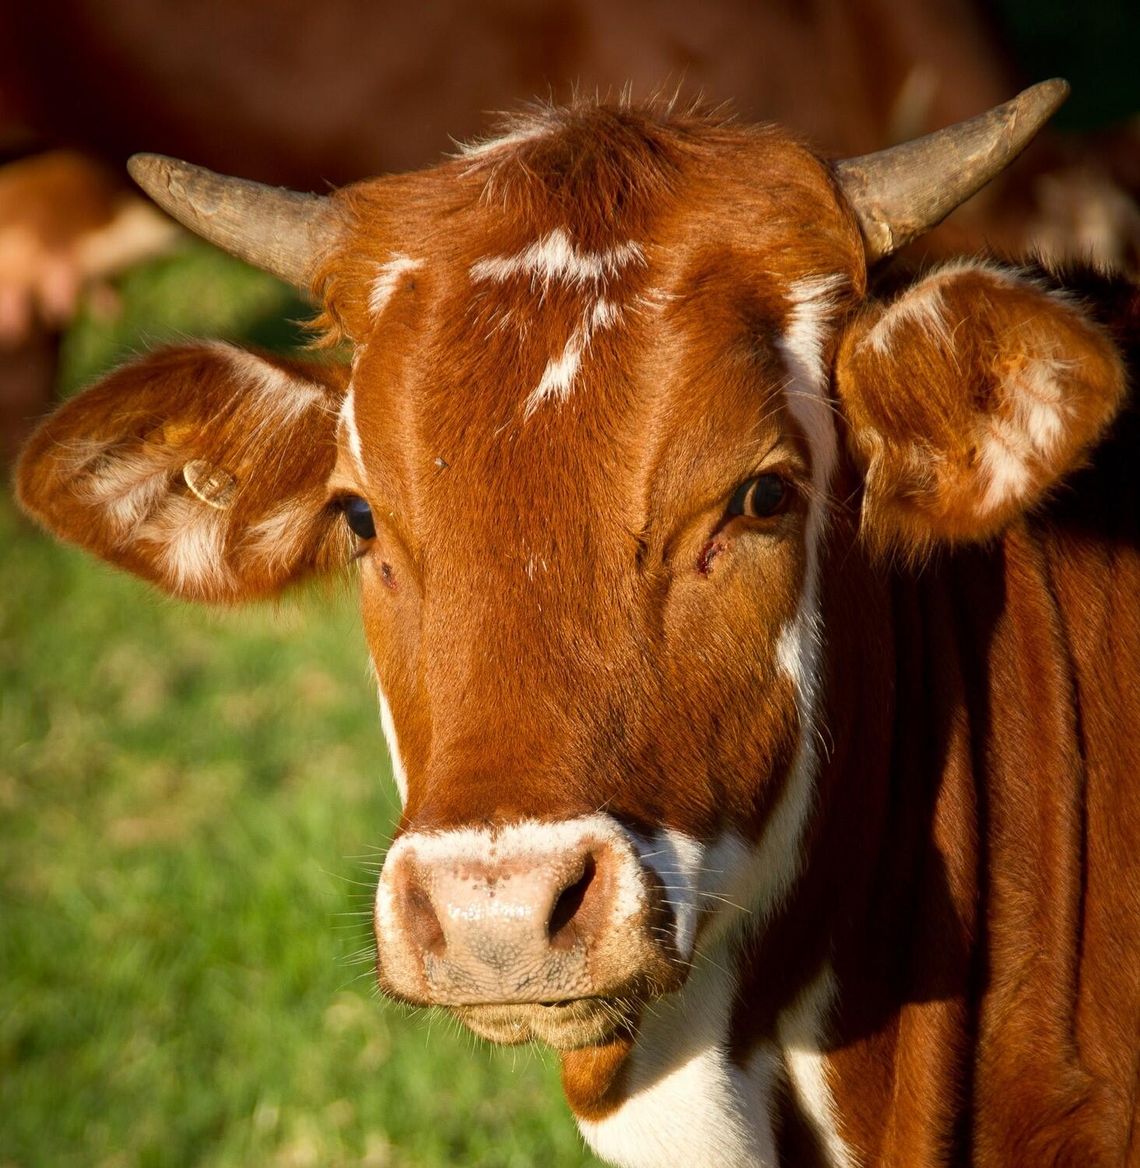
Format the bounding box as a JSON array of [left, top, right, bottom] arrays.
[[398, 850, 601, 962], [376, 821, 651, 1006]]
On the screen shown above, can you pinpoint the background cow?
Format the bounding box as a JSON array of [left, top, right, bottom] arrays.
[[15, 82, 1140, 1166]]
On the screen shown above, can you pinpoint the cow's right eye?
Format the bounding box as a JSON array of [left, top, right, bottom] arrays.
[[342, 495, 376, 540]]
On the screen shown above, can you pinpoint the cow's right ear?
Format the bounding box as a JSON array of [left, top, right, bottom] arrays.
[[16, 343, 354, 602]]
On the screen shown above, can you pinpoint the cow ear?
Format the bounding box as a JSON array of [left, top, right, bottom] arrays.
[[834, 262, 1126, 554], [16, 343, 354, 602]]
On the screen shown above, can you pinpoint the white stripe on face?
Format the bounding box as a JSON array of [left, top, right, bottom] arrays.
[[338, 385, 366, 478]]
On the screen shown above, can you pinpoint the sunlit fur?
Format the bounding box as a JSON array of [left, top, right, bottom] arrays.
[[16, 102, 1138, 1168]]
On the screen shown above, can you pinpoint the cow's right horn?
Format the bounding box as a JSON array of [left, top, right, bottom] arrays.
[[834, 78, 1070, 262], [127, 154, 341, 289]]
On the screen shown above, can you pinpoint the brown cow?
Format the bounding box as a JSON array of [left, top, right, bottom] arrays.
[[17, 83, 1140, 1166]]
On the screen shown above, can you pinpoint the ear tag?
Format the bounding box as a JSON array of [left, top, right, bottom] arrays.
[[183, 460, 237, 510]]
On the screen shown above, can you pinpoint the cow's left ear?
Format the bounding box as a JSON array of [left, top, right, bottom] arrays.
[[834, 262, 1126, 552], [17, 342, 353, 602]]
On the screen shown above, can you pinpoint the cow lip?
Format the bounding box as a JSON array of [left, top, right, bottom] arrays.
[[452, 996, 638, 1050]]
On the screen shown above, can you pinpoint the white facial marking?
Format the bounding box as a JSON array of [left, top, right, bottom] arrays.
[[743, 274, 843, 922], [776, 963, 855, 1168], [338, 385, 366, 477], [369, 254, 424, 319], [376, 683, 408, 806], [470, 228, 644, 289], [523, 296, 621, 418]]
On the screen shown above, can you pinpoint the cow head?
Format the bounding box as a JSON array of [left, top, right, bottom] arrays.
[[16, 83, 1125, 1089]]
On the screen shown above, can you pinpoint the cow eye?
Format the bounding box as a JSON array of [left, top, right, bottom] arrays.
[[727, 474, 789, 520], [342, 495, 376, 539]]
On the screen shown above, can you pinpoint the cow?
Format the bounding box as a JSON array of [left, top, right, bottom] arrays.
[[16, 80, 1140, 1167]]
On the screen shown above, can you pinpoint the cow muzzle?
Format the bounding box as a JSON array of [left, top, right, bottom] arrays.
[[373, 816, 681, 1048]]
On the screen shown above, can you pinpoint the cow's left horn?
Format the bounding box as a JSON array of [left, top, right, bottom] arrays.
[[834, 78, 1069, 262], [127, 154, 341, 289]]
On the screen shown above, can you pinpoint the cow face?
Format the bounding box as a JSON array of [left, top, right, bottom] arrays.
[[17, 104, 1124, 1062]]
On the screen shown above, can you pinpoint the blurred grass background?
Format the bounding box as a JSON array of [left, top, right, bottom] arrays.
[[1, 243, 599, 1167]]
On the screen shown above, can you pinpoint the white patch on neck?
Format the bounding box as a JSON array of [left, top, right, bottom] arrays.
[[578, 935, 779, 1168], [776, 963, 854, 1168], [523, 296, 620, 417], [470, 229, 644, 289], [369, 254, 423, 318]]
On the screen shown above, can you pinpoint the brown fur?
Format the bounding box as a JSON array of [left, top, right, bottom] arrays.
[[15, 103, 1140, 1166]]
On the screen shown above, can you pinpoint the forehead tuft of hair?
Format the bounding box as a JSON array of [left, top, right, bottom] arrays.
[[310, 100, 808, 345]]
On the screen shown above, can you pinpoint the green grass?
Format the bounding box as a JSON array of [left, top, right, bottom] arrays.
[[1, 245, 599, 1167]]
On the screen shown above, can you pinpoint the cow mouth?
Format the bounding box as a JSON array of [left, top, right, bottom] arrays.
[[452, 996, 639, 1050]]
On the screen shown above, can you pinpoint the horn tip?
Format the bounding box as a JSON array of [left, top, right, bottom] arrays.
[[127, 153, 179, 194], [1022, 77, 1071, 117]]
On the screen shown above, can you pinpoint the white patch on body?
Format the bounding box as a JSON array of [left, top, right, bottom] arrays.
[[777, 963, 854, 1168], [369, 254, 424, 318]]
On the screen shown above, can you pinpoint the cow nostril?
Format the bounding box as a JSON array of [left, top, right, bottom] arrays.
[[404, 881, 446, 957], [547, 854, 597, 951]]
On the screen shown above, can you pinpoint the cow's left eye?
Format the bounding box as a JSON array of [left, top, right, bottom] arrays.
[[342, 495, 376, 539], [727, 474, 789, 520]]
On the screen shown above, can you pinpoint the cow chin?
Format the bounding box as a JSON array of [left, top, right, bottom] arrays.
[[452, 998, 639, 1051]]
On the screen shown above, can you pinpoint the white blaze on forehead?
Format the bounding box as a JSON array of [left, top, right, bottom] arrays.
[[470, 228, 644, 288], [524, 296, 620, 418], [369, 254, 424, 318]]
